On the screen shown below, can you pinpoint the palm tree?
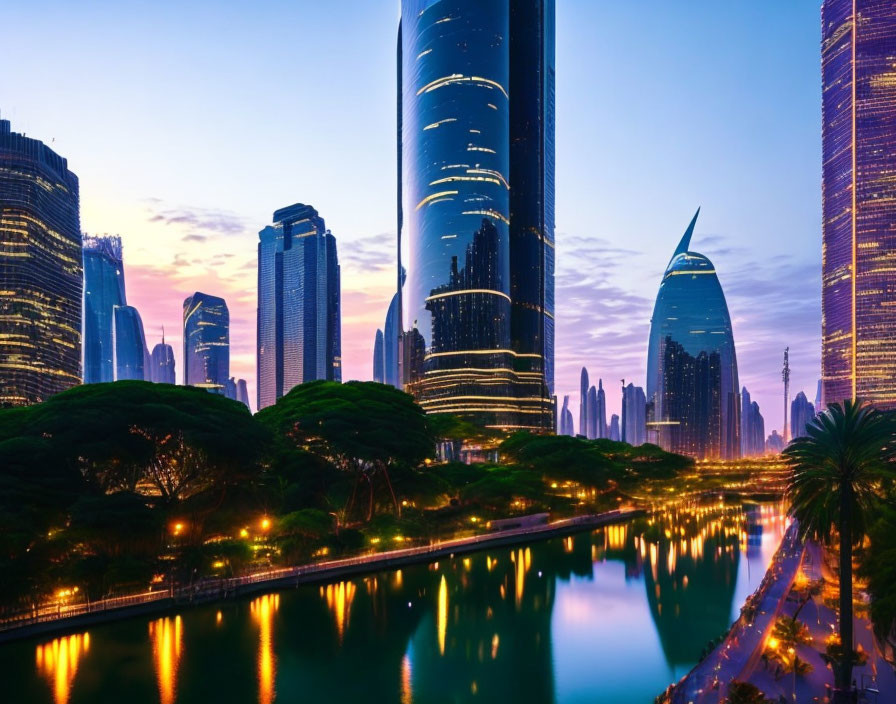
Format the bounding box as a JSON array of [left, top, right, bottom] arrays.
[[784, 399, 896, 698]]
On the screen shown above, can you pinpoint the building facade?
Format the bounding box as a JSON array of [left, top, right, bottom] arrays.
[[558, 394, 574, 436], [646, 210, 741, 460], [373, 328, 385, 383], [113, 305, 149, 381], [821, 1, 896, 409], [621, 382, 647, 446], [257, 204, 341, 410], [82, 235, 126, 383], [149, 335, 176, 384], [0, 119, 81, 405], [579, 367, 589, 437], [608, 414, 620, 442], [790, 391, 816, 440], [740, 387, 767, 457], [183, 291, 229, 393], [398, 0, 555, 430]]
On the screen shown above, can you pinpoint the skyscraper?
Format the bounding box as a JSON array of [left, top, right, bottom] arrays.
[[790, 391, 816, 441], [236, 379, 251, 410], [609, 414, 621, 442], [587, 385, 598, 439], [646, 210, 741, 460], [558, 395, 574, 436], [384, 290, 402, 388], [579, 367, 589, 437], [595, 379, 608, 439], [398, 0, 555, 430], [82, 235, 126, 383], [183, 291, 229, 394], [740, 387, 766, 457], [766, 430, 785, 454], [822, 1, 896, 409], [621, 382, 647, 446], [257, 204, 341, 410], [0, 119, 81, 405], [149, 333, 176, 384], [373, 329, 385, 383], [113, 305, 149, 381]]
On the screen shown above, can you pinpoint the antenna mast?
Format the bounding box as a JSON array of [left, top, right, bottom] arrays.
[[782, 347, 791, 443]]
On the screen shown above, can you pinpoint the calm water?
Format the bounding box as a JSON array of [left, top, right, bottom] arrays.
[[2, 502, 785, 704]]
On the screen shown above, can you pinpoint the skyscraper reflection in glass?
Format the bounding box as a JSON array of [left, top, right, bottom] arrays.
[[183, 291, 229, 394], [0, 119, 82, 405], [399, 0, 555, 430], [646, 211, 741, 460], [821, 0, 896, 409]]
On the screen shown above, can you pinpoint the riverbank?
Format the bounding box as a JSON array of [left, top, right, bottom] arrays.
[[0, 507, 643, 644]]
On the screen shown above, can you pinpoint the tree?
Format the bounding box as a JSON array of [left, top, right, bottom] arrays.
[[861, 502, 896, 666], [784, 400, 896, 698], [18, 382, 268, 504], [257, 381, 435, 522], [724, 681, 774, 704]]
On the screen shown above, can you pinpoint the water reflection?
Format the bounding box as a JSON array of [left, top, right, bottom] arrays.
[[35, 633, 89, 704], [149, 617, 182, 704], [9, 502, 787, 704], [250, 594, 279, 704]]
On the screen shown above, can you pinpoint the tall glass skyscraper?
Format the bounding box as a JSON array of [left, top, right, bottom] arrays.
[[821, 1, 896, 410], [149, 333, 176, 384], [373, 328, 385, 383], [183, 291, 229, 394], [83, 235, 126, 383], [646, 211, 741, 460], [257, 204, 341, 410], [398, 0, 555, 430], [0, 119, 82, 405], [113, 305, 149, 380]]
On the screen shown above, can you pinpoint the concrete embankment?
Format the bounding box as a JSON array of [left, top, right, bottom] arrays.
[[0, 508, 643, 644]]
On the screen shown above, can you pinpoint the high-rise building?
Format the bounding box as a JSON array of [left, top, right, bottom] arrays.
[[384, 291, 401, 388], [149, 333, 176, 384], [0, 119, 81, 405], [587, 385, 598, 439], [766, 430, 785, 454], [595, 379, 608, 439], [373, 329, 385, 383], [113, 305, 149, 381], [790, 391, 816, 440], [646, 210, 741, 460], [579, 367, 589, 437], [621, 382, 647, 446], [740, 386, 766, 457], [398, 0, 555, 430], [183, 291, 229, 394], [237, 379, 251, 410], [822, 1, 896, 410], [558, 395, 574, 436], [257, 204, 341, 410], [608, 414, 621, 442], [82, 235, 126, 383]]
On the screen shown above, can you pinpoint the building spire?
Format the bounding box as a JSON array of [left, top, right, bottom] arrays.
[[669, 207, 701, 265]]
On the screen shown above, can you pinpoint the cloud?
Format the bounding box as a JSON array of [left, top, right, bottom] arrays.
[[182, 234, 207, 243], [338, 231, 397, 273], [146, 204, 248, 236]]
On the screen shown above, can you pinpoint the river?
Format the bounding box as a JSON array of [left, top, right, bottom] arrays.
[[0, 501, 786, 704]]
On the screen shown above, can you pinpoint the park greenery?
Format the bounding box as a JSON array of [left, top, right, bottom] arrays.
[[784, 399, 896, 700], [0, 379, 694, 614]]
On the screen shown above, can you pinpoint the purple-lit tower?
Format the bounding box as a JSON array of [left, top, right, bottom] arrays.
[[822, 1, 896, 409]]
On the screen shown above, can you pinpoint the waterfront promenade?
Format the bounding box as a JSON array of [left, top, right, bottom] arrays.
[[0, 507, 642, 643]]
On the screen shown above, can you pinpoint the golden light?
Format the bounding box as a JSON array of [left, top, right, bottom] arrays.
[[260, 518, 271, 531], [768, 637, 779, 650], [149, 616, 183, 704], [35, 633, 90, 704], [250, 594, 280, 704], [171, 522, 184, 536], [240, 528, 249, 538], [437, 575, 448, 655]]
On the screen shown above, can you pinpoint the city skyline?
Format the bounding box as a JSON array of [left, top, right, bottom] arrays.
[[0, 1, 821, 427]]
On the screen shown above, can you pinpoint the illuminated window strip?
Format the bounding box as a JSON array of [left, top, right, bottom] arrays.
[[461, 209, 510, 225], [416, 74, 509, 99], [425, 289, 510, 303], [416, 190, 458, 210], [425, 349, 542, 359]]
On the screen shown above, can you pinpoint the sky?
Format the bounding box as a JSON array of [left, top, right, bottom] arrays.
[[0, 0, 822, 431]]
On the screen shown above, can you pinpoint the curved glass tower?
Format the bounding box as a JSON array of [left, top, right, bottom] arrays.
[[646, 211, 740, 460], [183, 291, 229, 394], [113, 305, 149, 381], [399, 0, 554, 430], [0, 119, 81, 405]]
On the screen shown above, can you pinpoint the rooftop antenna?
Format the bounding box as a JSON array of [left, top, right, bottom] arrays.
[[161, 325, 165, 345], [782, 347, 791, 444]]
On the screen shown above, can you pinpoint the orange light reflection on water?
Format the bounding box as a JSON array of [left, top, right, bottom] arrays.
[[35, 633, 90, 704], [149, 616, 182, 704], [250, 593, 280, 704]]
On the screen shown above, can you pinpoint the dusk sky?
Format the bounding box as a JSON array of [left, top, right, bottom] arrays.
[[1, 0, 821, 430]]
